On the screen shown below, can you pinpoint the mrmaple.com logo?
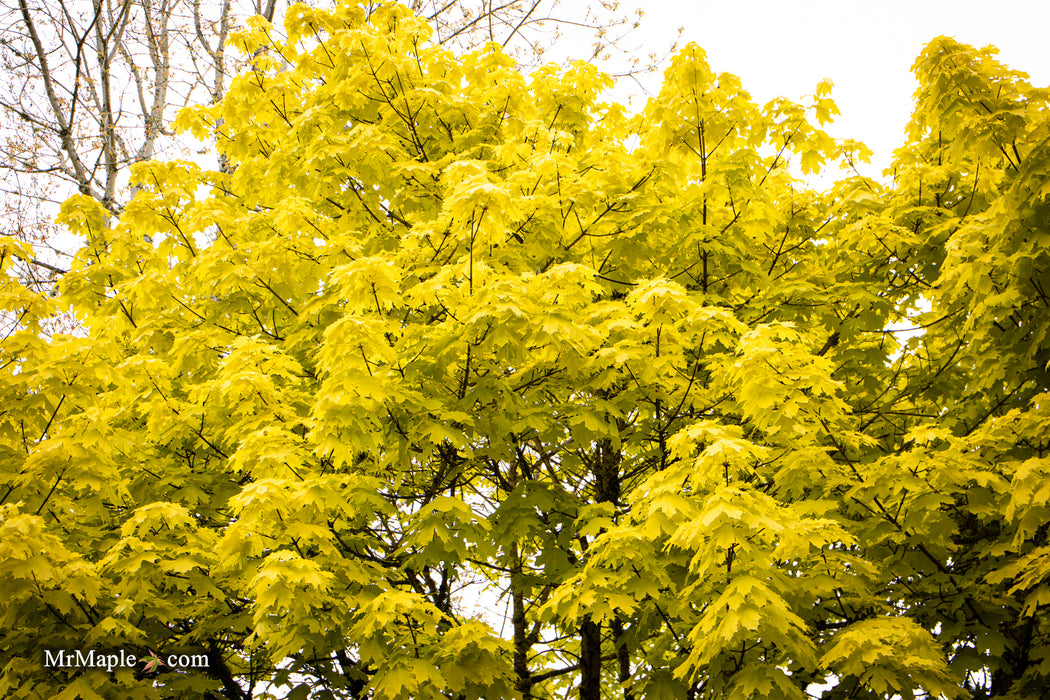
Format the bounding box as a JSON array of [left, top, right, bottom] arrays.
[[43, 648, 209, 673]]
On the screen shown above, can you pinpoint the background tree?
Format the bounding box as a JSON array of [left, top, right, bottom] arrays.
[[2, 3, 1049, 700]]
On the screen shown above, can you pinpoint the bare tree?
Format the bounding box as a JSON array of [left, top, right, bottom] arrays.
[[1, 0, 236, 292], [409, 0, 652, 69]]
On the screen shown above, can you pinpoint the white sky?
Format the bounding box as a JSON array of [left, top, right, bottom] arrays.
[[604, 0, 1050, 179]]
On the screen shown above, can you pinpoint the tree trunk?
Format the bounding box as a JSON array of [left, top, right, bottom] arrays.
[[611, 617, 634, 700], [513, 580, 533, 699], [578, 434, 626, 700], [579, 617, 602, 700]]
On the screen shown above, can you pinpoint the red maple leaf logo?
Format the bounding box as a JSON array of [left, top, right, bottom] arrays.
[[142, 649, 165, 674]]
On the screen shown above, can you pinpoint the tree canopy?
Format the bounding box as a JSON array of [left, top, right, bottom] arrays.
[[1, 0, 650, 296], [2, 2, 1049, 698]]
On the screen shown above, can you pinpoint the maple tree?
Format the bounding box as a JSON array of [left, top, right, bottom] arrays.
[[1, 0, 647, 298], [1, 2, 1049, 698]]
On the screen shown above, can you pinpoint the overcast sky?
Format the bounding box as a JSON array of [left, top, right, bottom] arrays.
[[600, 0, 1050, 179]]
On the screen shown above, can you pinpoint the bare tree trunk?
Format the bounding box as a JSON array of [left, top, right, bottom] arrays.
[[14, 0, 100, 202], [93, 0, 118, 208]]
